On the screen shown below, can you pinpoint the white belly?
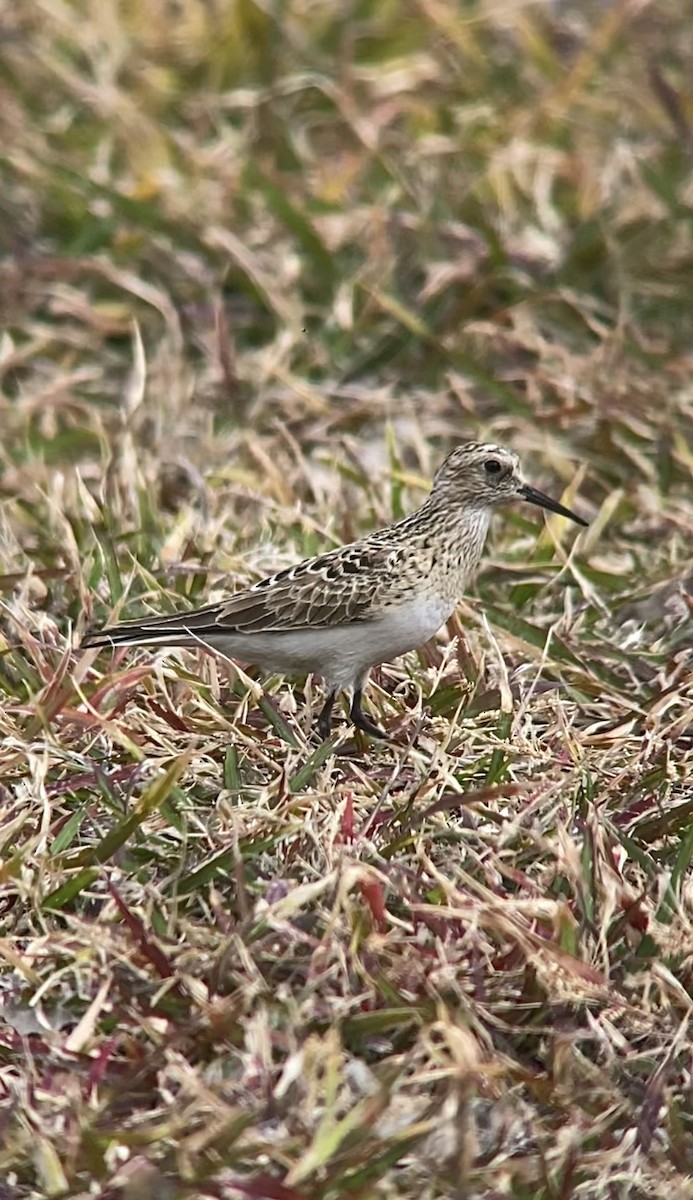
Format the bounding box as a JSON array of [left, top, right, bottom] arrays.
[[211, 595, 454, 690]]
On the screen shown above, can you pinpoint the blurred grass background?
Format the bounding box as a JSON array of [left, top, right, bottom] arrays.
[[0, 0, 692, 1196]]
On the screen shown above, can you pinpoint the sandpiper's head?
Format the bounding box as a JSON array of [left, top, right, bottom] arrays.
[[432, 442, 587, 526]]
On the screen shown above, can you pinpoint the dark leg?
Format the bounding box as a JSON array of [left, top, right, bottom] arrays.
[[350, 687, 387, 740], [317, 690, 336, 740]]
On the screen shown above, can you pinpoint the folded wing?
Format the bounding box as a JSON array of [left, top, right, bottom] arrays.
[[81, 539, 403, 648]]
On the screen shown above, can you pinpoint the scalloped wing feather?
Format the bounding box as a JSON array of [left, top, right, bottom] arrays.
[[216, 540, 403, 632]]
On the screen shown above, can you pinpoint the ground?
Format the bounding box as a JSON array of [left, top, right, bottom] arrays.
[[0, 1, 692, 1196]]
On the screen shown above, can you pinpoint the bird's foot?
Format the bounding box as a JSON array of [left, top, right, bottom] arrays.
[[350, 688, 388, 741], [353, 714, 388, 740], [317, 690, 336, 741], [315, 687, 388, 742]]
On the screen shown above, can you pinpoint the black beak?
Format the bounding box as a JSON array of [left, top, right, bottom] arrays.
[[518, 484, 588, 527]]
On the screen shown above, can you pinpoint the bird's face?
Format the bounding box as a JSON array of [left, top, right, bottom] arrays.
[[433, 442, 588, 526]]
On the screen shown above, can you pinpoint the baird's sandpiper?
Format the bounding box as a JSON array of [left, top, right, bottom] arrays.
[[82, 442, 587, 739]]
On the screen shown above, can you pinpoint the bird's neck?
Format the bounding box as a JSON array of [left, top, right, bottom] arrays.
[[417, 489, 491, 540], [398, 492, 493, 595]]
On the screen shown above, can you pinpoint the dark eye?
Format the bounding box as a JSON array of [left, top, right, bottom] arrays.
[[484, 459, 501, 475]]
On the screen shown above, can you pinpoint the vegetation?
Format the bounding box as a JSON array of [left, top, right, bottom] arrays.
[[0, 0, 691, 1195]]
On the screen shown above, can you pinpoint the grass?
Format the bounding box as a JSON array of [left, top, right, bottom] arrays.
[[0, 0, 692, 1195]]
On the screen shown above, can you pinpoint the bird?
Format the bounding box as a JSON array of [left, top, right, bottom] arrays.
[[81, 442, 587, 740]]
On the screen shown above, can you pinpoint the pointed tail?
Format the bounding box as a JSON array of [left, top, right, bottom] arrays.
[[80, 604, 223, 651]]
